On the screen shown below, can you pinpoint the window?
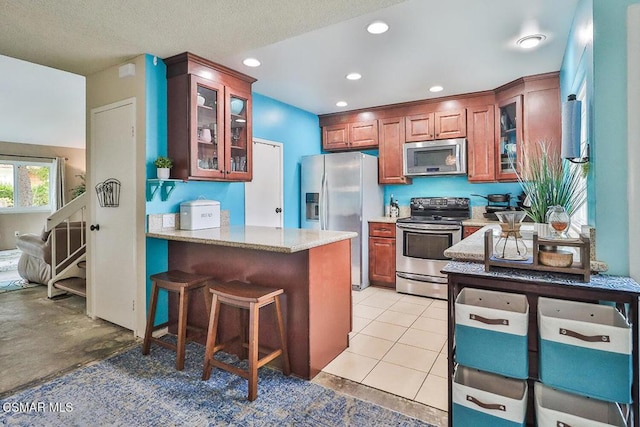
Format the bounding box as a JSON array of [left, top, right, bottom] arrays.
[[0, 160, 53, 213], [570, 80, 588, 230]]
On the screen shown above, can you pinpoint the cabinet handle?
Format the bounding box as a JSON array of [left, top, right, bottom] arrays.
[[559, 328, 610, 343], [466, 395, 505, 412], [469, 313, 509, 326]]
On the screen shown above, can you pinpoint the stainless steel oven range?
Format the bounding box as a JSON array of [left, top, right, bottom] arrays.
[[396, 197, 470, 299]]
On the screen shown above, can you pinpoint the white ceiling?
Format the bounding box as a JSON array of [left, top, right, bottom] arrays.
[[0, 0, 579, 147]]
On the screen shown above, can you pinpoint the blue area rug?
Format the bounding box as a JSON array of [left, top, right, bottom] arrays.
[[0, 341, 436, 426], [0, 279, 37, 294]]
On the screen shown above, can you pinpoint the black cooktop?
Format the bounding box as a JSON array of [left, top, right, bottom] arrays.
[[397, 197, 471, 224]]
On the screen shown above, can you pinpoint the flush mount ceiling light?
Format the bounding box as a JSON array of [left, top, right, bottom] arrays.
[[516, 34, 546, 49], [242, 58, 261, 67], [346, 72, 362, 81], [336, 101, 348, 107], [367, 20, 389, 35], [429, 85, 444, 93]]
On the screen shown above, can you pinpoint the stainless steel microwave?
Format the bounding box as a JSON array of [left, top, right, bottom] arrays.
[[403, 138, 467, 176]]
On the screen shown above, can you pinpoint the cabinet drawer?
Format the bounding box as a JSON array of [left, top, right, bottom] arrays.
[[369, 222, 396, 238]]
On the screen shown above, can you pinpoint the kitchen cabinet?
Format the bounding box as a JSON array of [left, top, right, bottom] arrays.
[[466, 105, 496, 182], [405, 113, 434, 141], [495, 95, 522, 181], [434, 109, 466, 139], [405, 109, 466, 142], [378, 117, 411, 185], [368, 222, 396, 288], [165, 52, 256, 181], [322, 120, 378, 151], [461, 225, 482, 239], [444, 263, 640, 427]]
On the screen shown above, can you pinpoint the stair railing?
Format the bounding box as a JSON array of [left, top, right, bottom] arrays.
[[46, 192, 87, 282]]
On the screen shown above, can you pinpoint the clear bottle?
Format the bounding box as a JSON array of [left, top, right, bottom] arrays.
[[547, 205, 571, 238]]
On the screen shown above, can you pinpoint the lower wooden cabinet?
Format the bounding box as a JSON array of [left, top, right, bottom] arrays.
[[368, 222, 396, 288], [462, 225, 482, 239]]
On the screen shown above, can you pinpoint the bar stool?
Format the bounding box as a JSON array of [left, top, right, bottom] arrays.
[[202, 280, 291, 401], [142, 270, 213, 370]]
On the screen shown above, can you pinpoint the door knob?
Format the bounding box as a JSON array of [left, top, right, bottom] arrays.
[[275, 208, 282, 213], [90, 224, 100, 231]]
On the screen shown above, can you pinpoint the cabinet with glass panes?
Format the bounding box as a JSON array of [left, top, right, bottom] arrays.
[[165, 52, 256, 181], [496, 95, 522, 181]]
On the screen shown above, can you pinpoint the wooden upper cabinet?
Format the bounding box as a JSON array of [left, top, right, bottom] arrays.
[[405, 113, 435, 141], [466, 105, 496, 182], [165, 52, 256, 182], [378, 117, 411, 185], [323, 124, 349, 150], [495, 94, 523, 181], [350, 120, 378, 148], [435, 109, 466, 139], [322, 120, 378, 151], [523, 83, 561, 159]]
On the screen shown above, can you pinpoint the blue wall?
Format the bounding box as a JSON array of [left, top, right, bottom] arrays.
[[384, 177, 523, 209], [252, 93, 322, 227], [560, 0, 639, 275]]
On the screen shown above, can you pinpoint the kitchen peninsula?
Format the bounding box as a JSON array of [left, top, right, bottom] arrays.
[[147, 225, 357, 379]]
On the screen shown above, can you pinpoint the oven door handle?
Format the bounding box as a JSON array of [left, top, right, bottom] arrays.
[[396, 223, 461, 232], [396, 271, 449, 283]]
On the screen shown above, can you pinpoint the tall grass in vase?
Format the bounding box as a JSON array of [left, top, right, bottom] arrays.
[[515, 141, 586, 223]]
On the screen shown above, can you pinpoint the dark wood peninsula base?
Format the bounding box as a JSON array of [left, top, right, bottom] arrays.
[[166, 239, 352, 380]]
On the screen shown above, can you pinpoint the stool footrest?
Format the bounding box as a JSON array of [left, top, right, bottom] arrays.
[[149, 337, 177, 351]]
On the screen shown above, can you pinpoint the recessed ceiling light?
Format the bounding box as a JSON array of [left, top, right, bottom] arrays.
[[429, 85, 444, 93], [516, 34, 546, 49], [336, 101, 348, 107], [242, 57, 261, 67], [346, 72, 362, 81], [367, 21, 389, 35]]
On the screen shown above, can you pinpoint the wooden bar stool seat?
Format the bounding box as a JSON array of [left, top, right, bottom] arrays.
[[142, 270, 213, 370], [202, 280, 290, 401]]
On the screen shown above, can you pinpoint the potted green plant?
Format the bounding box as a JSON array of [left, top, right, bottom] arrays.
[[154, 156, 173, 179], [515, 140, 586, 224]]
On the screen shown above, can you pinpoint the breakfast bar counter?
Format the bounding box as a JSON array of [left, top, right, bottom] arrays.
[[147, 226, 357, 379]]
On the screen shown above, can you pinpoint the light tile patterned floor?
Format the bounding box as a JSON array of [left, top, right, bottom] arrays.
[[322, 286, 449, 412]]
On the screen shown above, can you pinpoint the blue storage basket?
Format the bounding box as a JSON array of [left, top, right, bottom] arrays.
[[455, 288, 529, 379], [538, 297, 632, 403], [453, 365, 528, 427]]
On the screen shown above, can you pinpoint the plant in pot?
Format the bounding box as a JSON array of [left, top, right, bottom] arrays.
[[154, 156, 173, 180], [515, 140, 586, 224]]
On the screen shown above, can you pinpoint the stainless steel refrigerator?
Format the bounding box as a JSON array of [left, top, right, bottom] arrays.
[[301, 152, 383, 290]]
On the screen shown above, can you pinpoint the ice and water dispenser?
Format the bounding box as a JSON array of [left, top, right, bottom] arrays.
[[305, 193, 319, 221]]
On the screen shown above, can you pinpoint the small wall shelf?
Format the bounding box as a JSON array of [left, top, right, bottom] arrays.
[[146, 179, 184, 201]]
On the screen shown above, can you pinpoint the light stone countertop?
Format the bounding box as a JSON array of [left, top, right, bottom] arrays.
[[146, 225, 357, 254], [369, 216, 408, 224], [445, 223, 609, 272], [462, 218, 499, 227]]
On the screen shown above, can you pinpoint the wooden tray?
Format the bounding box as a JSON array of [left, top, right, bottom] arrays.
[[484, 230, 591, 282]]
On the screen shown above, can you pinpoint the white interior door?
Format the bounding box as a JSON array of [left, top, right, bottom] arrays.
[[245, 139, 283, 227], [89, 99, 136, 330]]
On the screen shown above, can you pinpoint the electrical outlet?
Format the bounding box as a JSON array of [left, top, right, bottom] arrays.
[[14, 231, 19, 237], [162, 214, 176, 229]]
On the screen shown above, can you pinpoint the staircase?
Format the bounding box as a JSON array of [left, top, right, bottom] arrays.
[[46, 193, 88, 299]]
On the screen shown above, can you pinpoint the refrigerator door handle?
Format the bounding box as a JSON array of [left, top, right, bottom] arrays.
[[323, 173, 329, 229], [320, 171, 326, 230]]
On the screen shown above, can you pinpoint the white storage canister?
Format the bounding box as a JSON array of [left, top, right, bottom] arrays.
[[455, 288, 529, 379], [452, 365, 528, 427], [538, 297, 632, 403], [535, 382, 627, 427], [180, 199, 220, 230]]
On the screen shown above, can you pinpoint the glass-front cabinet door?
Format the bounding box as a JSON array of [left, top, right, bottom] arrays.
[[496, 95, 522, 181], [225, 86, 252, 181], [191, 75, 225, 179]]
